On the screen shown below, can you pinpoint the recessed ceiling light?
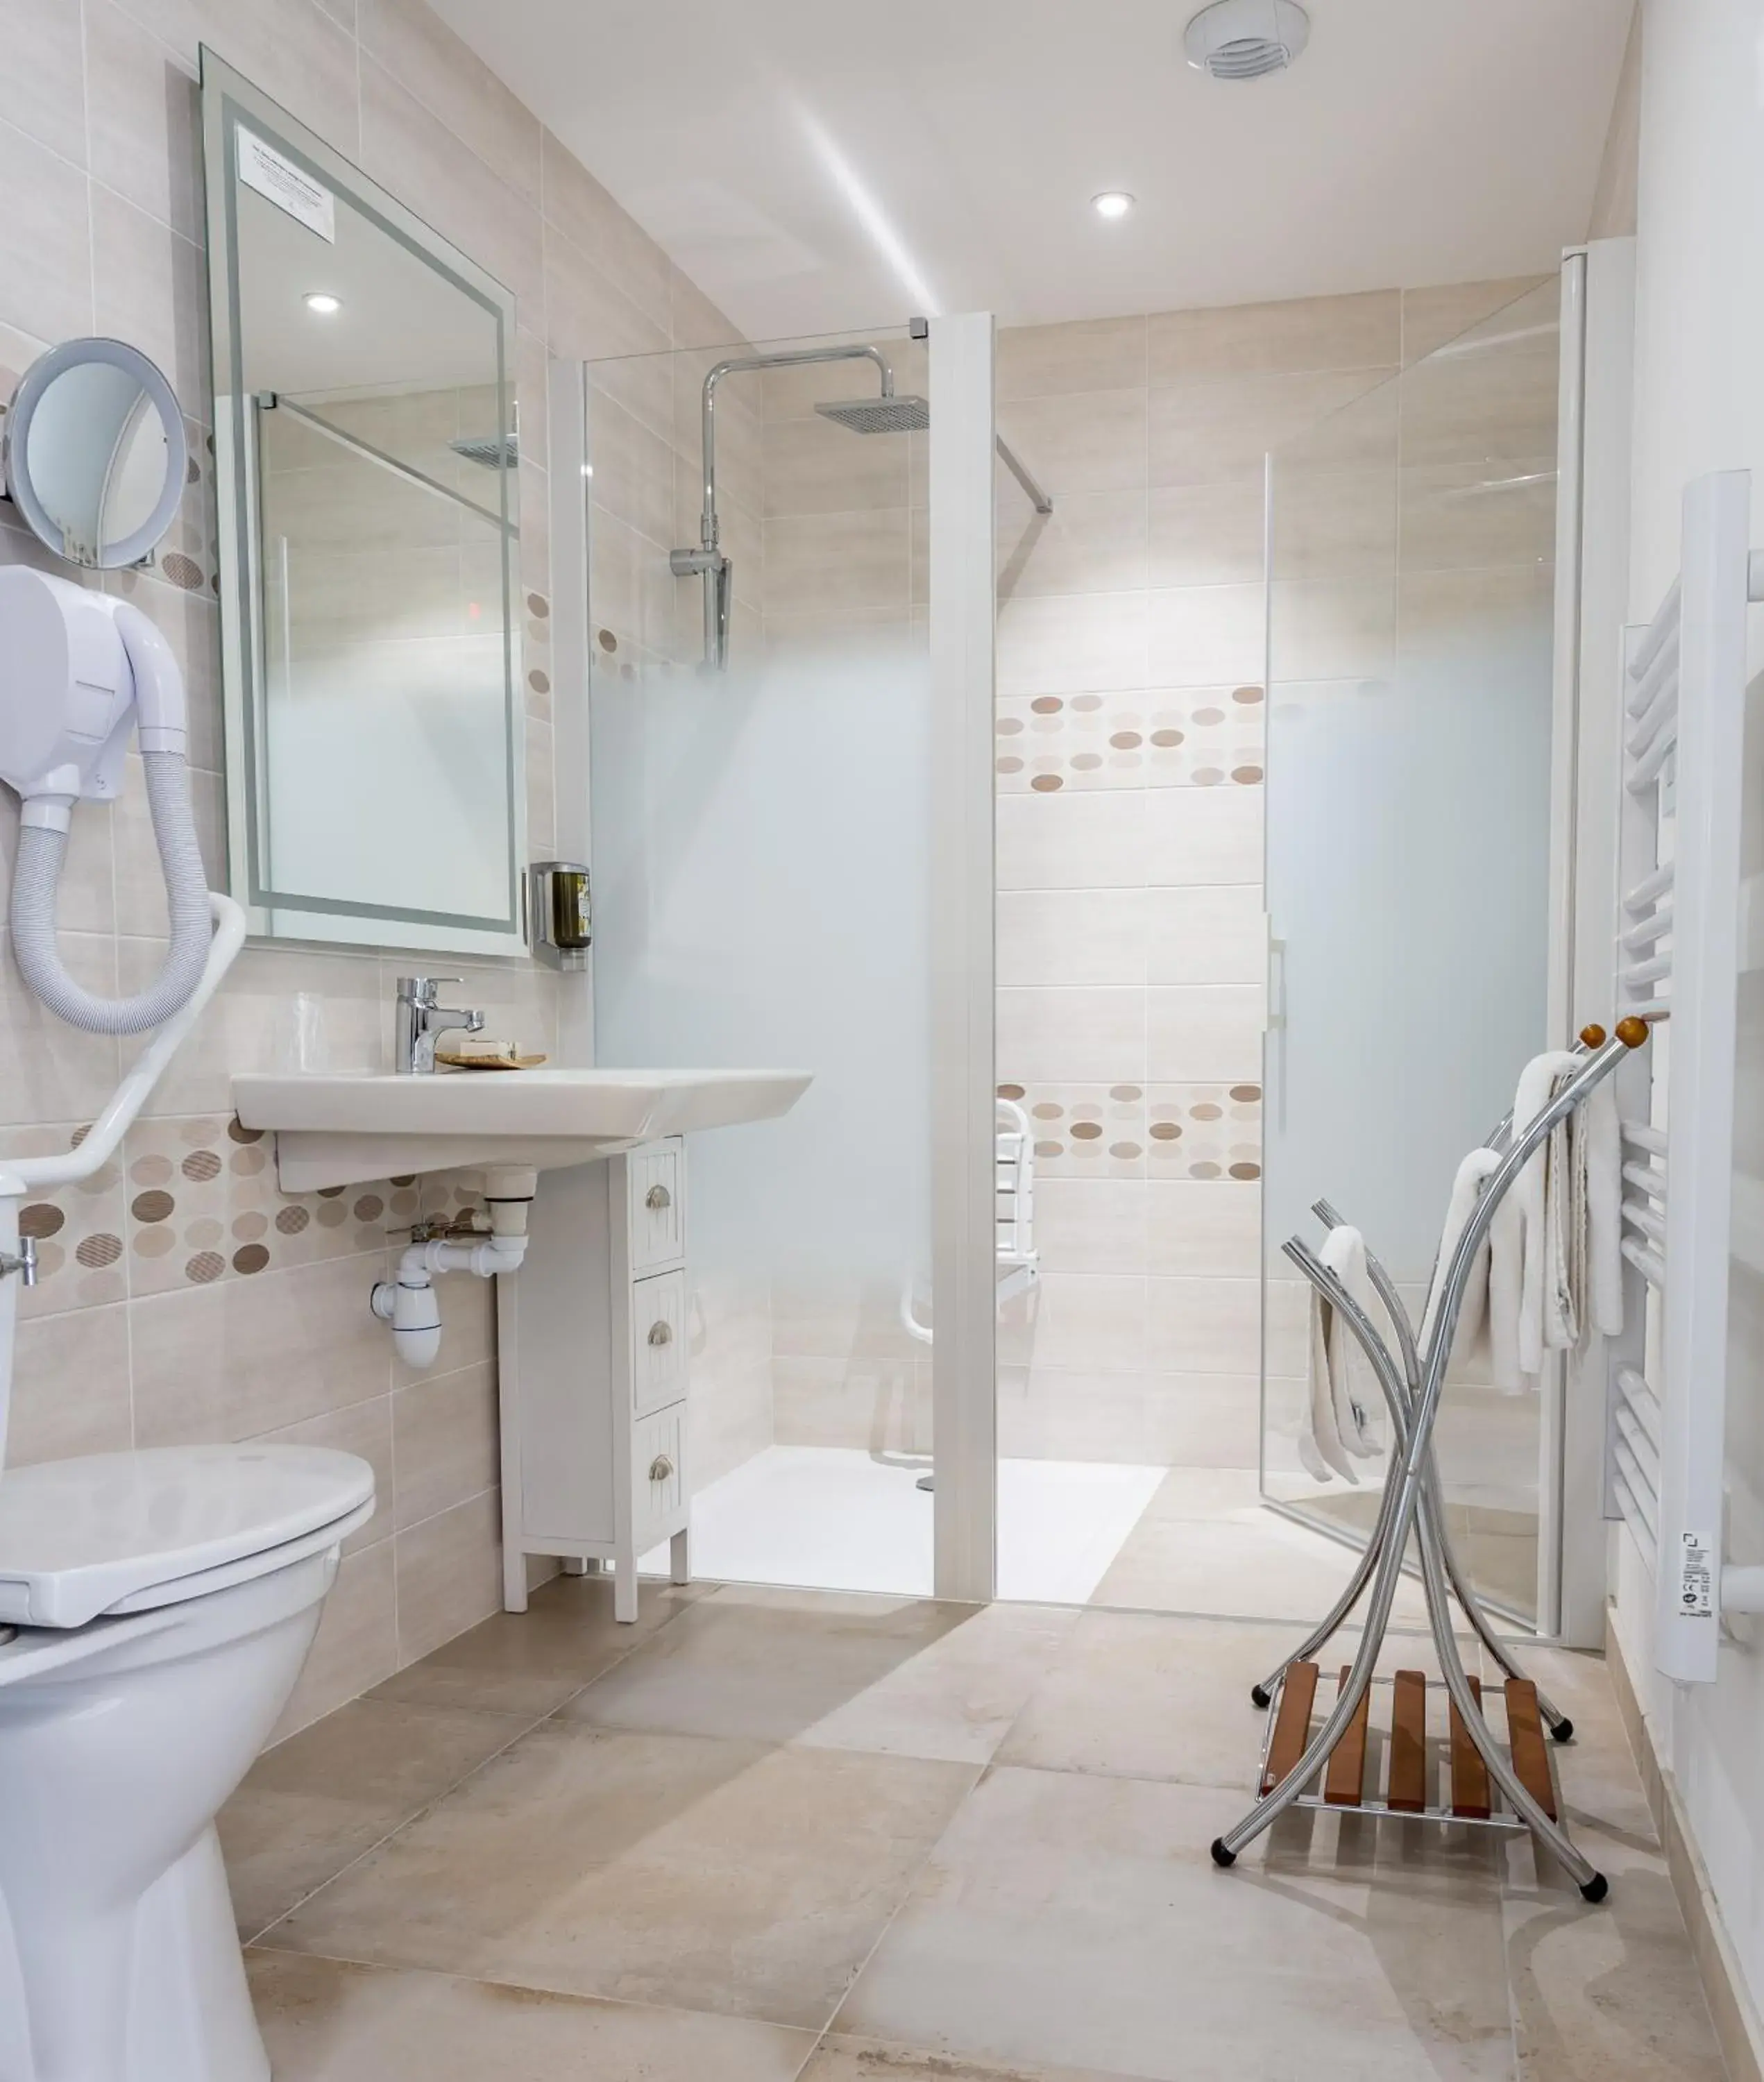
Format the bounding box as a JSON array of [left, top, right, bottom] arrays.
[[1092, 192, 1135, 221], [303, 291, 342, 315]]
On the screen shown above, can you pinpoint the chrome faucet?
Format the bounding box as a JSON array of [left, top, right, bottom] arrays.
[[396, 976, 485, 1075]]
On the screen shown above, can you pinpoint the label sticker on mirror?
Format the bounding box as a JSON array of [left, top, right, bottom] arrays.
[[237, 128, 334, 242]]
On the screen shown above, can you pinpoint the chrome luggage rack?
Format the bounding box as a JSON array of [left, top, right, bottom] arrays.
[[1211, 1015, 1655, 1902]]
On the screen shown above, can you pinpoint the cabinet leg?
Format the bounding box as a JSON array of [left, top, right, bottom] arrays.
[[670, 1527, 691, 1587], [561, 1557, 589, 1577], [502, 1541, 529, 1615], [614, 1558, 638, 1624]]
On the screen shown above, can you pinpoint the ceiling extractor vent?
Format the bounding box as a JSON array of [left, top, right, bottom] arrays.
[[1184, 0, 1310, 80]]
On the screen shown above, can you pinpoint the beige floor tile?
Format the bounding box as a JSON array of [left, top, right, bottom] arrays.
[[248, 1950, 815, 2082], [220, 1698, 527, 1940], [1496, 1646, 1659, 1844], [562, 1584, 1076, 1764], [266, 1722, 976, 2030], [367, 1568, 708, 1718], [1500, 1825, 1724, 2082], [833, 1767, 1514, 2080], [806, 2035, 1137, 2082]]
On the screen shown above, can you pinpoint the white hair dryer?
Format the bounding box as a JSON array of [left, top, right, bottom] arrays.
[[0, 566, 212, 1035]]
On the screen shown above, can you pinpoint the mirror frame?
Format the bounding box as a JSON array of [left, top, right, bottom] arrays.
[[199, 49, 528, 959], [3, 337, 188, 569]]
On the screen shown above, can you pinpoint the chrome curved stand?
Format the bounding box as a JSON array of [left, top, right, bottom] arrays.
[[1212, 1022, 1652, 1902]]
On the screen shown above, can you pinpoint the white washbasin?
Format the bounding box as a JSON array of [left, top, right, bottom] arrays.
[[232, 1067, 813, 1192]]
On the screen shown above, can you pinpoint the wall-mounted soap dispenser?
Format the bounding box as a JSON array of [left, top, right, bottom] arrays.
[[527, 860, 591, 971]]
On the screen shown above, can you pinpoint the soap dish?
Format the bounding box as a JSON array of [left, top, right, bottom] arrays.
[[434, 1040, 548, 1072]]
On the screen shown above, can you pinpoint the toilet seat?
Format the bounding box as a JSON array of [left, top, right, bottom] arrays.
[[0, 1444, 375, 1628]]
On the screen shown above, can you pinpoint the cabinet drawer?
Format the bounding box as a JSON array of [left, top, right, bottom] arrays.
[[627, 1141, 684, 1273], [632, 1402, 687, 1547], [631, 1269, 687, 1417]]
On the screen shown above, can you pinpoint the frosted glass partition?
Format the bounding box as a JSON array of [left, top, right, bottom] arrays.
[[584, 325, 941, 1595], [1260, 278, 1561, 1624]]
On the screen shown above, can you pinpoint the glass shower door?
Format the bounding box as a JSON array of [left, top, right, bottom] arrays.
[[1260, 277, 1563, 1625]]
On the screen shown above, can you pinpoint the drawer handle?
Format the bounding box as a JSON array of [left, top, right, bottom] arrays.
[[649, 1453, 674, 1482], [647, 1321, 672, 1348], [645, 1184, 672, 1212]]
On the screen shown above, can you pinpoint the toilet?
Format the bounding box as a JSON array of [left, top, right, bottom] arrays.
[[0, 1442, 374, 2082]]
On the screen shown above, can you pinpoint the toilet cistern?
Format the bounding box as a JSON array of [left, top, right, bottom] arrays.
[[396, 974, 485, 1074]]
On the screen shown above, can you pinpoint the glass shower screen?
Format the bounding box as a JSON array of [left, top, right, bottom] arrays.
[[1260, 278, 1563, 1626], [585, 323, 942, 1596]]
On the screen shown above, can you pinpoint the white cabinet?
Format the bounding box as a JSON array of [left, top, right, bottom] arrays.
[[496, 1138, 690, 1621]]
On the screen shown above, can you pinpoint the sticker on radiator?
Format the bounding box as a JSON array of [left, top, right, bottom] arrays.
[[1678, 1529, 1715, 1618]]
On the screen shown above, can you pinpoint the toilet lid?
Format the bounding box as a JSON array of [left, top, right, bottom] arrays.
[[0, 1444, 375, 1629]]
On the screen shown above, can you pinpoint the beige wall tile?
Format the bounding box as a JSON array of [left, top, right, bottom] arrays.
[[764, 509, 911, 616], [997, 890, 1149, 988], [1144, 784, 1263, 886], [8, 1303, 133, 1465], [361, 0, 540, 203], [272, 1539, 400, 1743], [1147, 481, 1264, 589], [191, 0, 362, 160], [995, 390, 1148, 495], [359, 56, 540, 312], [0, 0, 89, 165], [1146, 584, 1264, 688], [1146, 1276, 1260, 1373], [997, 986, 1145, 1085], [1149, 290, 1400, 380], [85, 4, 202, 241], [394, 1489, 504, 1666], [92, 190, 206, 405], [772, 1356, 930, 1455], [763, 413, 908, 517], [998, 591, 1148, 697], [1148, 369, 1390, 488], [1006, 1270, 1146, 1373], [690, 1356, 773, 1489], [1031, 1179, 1147, 1275], [0, 113, 93, 347], [1145, 984, 1264, 1081], [1269, 466, 1398, 582], [584, 386, 676, 545], [257, 1393, 396, 1553], [539, 130, 670, 331], [1398, 461, 1556, 573], [0, 783, 115, 939], [392, 1360, 498, 1530], [760, 337, 924, 420], [998, 789, 1148, 892], [998, 315, 1147, 400], [998, 489, 1148, 602], [0, 934, 123, 1126], [1146, 1180, 1261, 1278], [1140, 1373, 1262, 1467], [113, 761, 223, 936], [132, 1251, 391, 1445], [1144, 885, 1263, 985], [1400, 276, 1551, 364]]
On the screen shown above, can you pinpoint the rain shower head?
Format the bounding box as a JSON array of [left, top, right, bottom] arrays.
[[814, 393, 931, 434]]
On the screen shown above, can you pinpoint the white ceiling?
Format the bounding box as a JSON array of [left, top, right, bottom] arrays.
[[432, 0, 1634, 341]]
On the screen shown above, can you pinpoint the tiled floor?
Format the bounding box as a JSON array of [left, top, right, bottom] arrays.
[[226, 1572, 1726, 2082]]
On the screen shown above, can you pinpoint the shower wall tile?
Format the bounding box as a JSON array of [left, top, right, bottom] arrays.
[[763, 509, 913, 615], [997, 489, 1148, 600], [1397, 459, 1557, 573], [1146, 984, 1264, 1082], [1031, 1180, 1148, 1274], [772, 1356, 931, 1456], [760, 337, 925, 420], [1146, 583, 1265, 686], [1146, 1180, 1262, 1278], [1268, 465, 1399, 582], [1146, 367, 1391, 487], [1147, 1276, 1261, 1375], [1146, 481, 1266, 589], [1148, 289, 1400, 380], [997, 691, 1264, 796], [1266, 576, 1397, 682], [1144, 884, 1264, 985], [997, 986, 1146, 1085], [994, 389, 1148, 493], [997, 890, 1151, 989], [997, 314, 1148, 400], [763, 412, 909, 515], [362, 0, 542, 204], [999, 1271, 1147, 1374], [997, 789, 1149, 890], [1144, 781, 1264, 884], [997, 590, 1149, 696], [1399, 275, 1551, 364]]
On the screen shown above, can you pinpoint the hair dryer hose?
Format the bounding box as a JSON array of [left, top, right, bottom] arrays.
[[11, 750, 212, 1035]]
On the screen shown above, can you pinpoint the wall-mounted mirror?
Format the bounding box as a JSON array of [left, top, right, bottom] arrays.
[[201, 51, 525, 956], [3, 337, 187, 568]]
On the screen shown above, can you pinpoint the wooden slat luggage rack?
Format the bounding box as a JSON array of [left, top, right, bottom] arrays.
[[1210, 1017, 1654, 1900]]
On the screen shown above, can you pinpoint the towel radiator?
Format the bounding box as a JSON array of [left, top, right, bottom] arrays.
[[1606, 469, 1763, 1682]]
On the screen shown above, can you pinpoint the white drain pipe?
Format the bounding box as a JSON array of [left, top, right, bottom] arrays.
[[371, 1165, 536, 1367]]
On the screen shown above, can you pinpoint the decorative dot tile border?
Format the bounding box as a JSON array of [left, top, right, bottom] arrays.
[[997, 1081, 1262, 1181], [996, 686, 1264, 793], [6, 1117, 488, 1309]]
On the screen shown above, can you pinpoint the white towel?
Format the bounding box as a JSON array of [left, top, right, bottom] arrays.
[[1420, 1146, 1501, 1380], [1509, 1050, 1578, 1381], [1299, 1224, 1386, 1484]]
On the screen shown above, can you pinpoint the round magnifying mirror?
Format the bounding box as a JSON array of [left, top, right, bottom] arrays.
[[2, 337, 187, 568]]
